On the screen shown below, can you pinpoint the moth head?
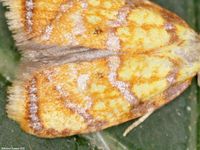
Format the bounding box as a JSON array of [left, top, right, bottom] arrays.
[[172, 31, 200, 85]]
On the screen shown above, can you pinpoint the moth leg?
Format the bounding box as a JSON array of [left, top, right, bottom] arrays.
[[123, 108, 154, 136], [198, 72, 200, 86]]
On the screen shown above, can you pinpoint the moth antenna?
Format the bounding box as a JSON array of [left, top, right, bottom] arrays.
[[123, 108, 154, 136]]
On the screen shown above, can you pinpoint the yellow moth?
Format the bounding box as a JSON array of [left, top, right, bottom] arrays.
[[2, 0, 200, 138]]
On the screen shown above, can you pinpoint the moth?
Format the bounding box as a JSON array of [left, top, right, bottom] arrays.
[[2, 0, 200, 138]]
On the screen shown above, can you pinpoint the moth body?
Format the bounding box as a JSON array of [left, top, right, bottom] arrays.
[[2, 0, 200, 138]]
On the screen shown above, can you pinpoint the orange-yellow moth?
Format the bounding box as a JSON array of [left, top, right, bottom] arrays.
[[2, 0, 200, 138]]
